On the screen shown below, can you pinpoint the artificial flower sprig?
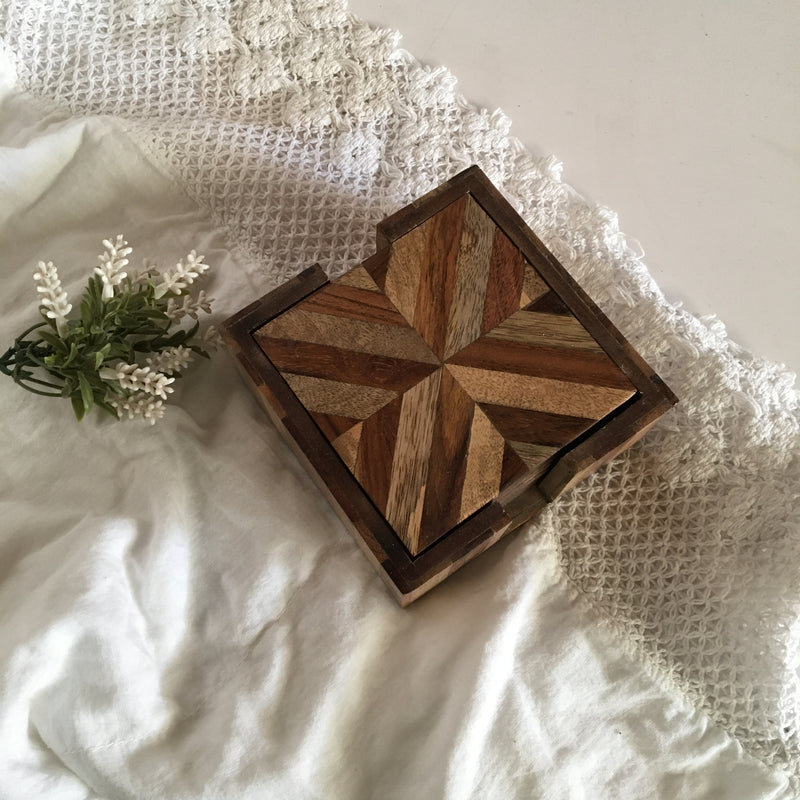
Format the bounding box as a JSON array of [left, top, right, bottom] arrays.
[[0, 236, 222, 424]]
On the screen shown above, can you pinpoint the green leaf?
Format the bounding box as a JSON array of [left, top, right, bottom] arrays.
[[156, 320, 199, 349], [78, 372, 94, 414], [71, 394, 85, 421], [94, 343, 111, 369], [96, 398, 120, 418], [138, 308, 170, 320], [62, 342, 80, 368], [81, 295, 93, 327], [130, 325, 167, 338], [81, 277, 102, 325], [106, 343, 128, 360], [37, 329, 68, 353], [105, 381, 126, 396]]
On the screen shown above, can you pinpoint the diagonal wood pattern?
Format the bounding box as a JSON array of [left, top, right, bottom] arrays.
[[255, 193, 636, 555], [226, 165, 677, 605]]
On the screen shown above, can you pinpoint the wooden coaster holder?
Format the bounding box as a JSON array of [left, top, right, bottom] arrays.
[[223, 166, 677, 605]]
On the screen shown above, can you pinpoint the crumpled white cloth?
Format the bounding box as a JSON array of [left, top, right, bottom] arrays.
[[0, 72, 794, 800], [0, 1, 798, 796]]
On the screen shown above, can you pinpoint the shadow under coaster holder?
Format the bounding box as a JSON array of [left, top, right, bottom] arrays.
[[223, 166, 677, 605]]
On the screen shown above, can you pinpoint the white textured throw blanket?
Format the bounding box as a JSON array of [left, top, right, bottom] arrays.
[[1, 1, 799, 797]]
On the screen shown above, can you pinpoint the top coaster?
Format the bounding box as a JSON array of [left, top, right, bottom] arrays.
[[224, 166, 676, 604]]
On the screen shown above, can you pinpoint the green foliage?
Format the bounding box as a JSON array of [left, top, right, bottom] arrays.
[[1, 248, 215, 423]]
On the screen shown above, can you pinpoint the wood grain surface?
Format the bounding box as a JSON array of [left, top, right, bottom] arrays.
[[254, 189, 639, 555], [226, 166, 677, 604]]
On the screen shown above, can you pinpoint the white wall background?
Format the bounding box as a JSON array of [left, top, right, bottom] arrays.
[[350, 0, 800, 373]]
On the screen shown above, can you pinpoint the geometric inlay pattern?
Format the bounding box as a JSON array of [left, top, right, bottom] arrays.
[[256, 194, 636, 555]]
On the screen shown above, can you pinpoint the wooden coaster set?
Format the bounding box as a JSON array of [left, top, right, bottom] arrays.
[[223, 167, 677, 605]]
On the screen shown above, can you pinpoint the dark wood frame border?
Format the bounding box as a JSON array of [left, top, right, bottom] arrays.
[[223, 166, 677, 605]]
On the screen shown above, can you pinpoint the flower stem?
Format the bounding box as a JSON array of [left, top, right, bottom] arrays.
[[14, 321, 48, 345], [11, 383, 63, 397], [17, 374, 64, 390]]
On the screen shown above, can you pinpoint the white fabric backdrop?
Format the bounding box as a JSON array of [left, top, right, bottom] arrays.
[[0, 2, 798, 797]]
